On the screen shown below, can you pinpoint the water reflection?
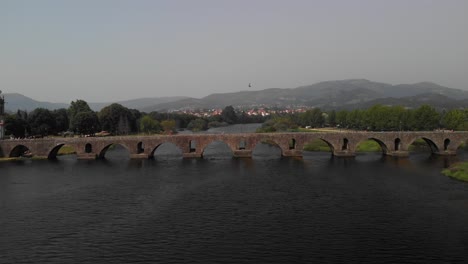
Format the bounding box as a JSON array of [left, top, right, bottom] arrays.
[[152, 142, 183, 160], [202, 141, 233, 159], [252, 142, 282, 159]]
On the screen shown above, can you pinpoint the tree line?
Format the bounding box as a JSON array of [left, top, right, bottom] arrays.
[[257, 104, 468, 132], [2, 101, 266, 138], [3, 102, 467, 138]]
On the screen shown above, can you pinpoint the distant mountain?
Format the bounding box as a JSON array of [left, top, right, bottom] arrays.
[[88, 96, 188, 111], [3, 93, 68, 112], [3, 80, 468, 113], [142, 79, 468, 111], [2, 93, 188, 112], [330, 93, 468, 110]]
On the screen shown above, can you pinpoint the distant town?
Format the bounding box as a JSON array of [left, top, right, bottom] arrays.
[[174, 106, 309, 118]]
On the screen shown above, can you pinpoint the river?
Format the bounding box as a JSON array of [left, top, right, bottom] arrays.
[[1, 127, 468, 263]]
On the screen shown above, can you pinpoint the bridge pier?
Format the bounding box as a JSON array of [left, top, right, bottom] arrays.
[[130, 153, 149, 159], [183, 152, 202, 158], [282, 150, 303, 157], [386, 151, 409, 157], [434, 150, 457, 156], [77, 153, 97, 160], [233, 150, 252, 158], [333, 151, 356, 157]]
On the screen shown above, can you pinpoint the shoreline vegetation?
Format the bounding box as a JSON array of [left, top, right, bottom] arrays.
[[442, 162, 468, 182], [302, 138, 441, 152]]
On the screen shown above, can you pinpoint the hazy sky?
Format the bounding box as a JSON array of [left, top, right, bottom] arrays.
[[1, 0, 467, 103]]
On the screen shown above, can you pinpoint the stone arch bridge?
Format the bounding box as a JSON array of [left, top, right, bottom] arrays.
[[0, 131, 467, 160]]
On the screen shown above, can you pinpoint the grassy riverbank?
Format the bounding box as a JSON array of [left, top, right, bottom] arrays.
[[57, 145, 77, 155], [442, 162, 468, 182], [303, 139, 381, 152]]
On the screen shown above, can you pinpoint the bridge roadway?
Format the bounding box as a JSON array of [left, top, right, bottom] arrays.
[[0, 131, 467, 160]]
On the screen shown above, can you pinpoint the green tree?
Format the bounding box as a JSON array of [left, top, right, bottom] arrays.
[[4, 114, 28, 138], [73, 111, 99, 135], [187, 118, 208, 131], [442, 109, 466, 130], [28, 108, 56, 136], [98, 103, 136, 134], [161, 119, 176, 134], [68, 100, 93, 132], [336, 110, 348, 128], [412, 105, 440, 130], [53, 108, 69, 133], [299, 108, 324, 128], [139, 115, 161, 134], [328, 110, 337, 127], [221, 105, 238, 124]]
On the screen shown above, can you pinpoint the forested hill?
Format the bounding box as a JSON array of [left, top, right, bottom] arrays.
[[2, 93, 187, 113], [3, 79, 468, 112], [143, 79, 468, 111]]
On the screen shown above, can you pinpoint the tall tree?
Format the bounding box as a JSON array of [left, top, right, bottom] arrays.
[[68, 100, 93, 132], [72, 111, 100, 135], [4, 114, 28, 138], [328, 110, 337, 127], [28, 108, 56, 136], [98, 103, 136, 134], [442, 109, 466, 130], [53, 108, 69, 133], [412, 105, 440, 130], [187, 118, 208, 131], [139, 115, 161, 134], [221, 105, 238, 124], [161, 119, 176, 134]]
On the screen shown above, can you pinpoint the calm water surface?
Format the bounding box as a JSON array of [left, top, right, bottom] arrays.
[[1, 146, 468, 263]]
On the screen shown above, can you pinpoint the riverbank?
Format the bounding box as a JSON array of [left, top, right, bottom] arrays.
[[442, 162, 468, 182], [304, 139, 381, 152]]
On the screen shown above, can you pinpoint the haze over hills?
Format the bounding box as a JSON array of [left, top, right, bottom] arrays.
[[142, 79, 468, 111], [2, 79, 468, 113], [2, 93, 188, 113]]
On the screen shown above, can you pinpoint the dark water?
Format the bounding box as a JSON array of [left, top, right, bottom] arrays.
[[1, 147, 468, 263]]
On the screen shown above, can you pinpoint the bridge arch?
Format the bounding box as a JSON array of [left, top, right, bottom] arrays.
[[238, 138, 247, 150], [137, 142, 145, 154], [9, 144, 31, 158], [189, 140, 197, 153], [151, 142, 183, 159], [289, 138, 297, 150], [408, 137, 439, 154], [394, 138, 401, 151], [341, 138, 349, 151], [303, 138, 335, 153], [252, 139, 283, 158], [48, 143, 77, 160], [443, 138, 450, 151], [355, 138, 389, 154], [201, 140, 233, 159], [85, 143, 93, 153], [98, 143, 131, 159]]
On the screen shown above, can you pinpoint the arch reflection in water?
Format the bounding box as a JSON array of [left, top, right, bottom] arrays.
[[252, 141, 282, 159], [202, 141, 233, 160], [354, 139, 385, 162], [152, 142, 183, 160], [408, 138, 437, 156], [100, 144, 130, 160]]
